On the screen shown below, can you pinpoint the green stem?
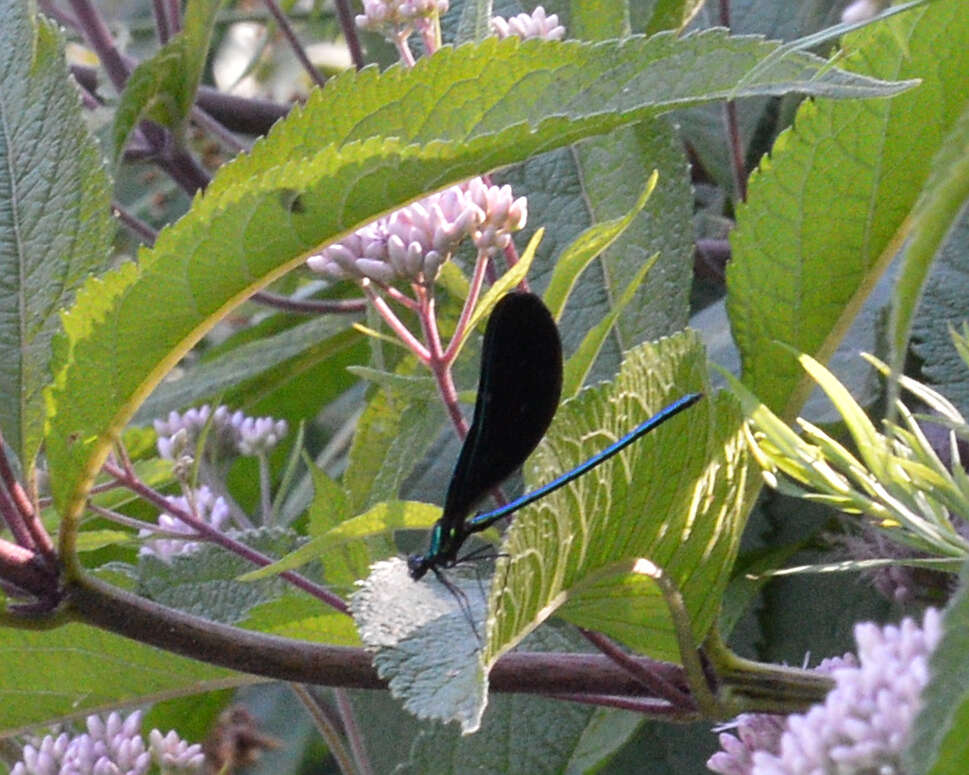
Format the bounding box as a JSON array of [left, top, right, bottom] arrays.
[[704, 627, 834, 714]]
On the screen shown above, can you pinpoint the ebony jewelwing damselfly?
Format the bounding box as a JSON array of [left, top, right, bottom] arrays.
[[407, 291, 703, 582]]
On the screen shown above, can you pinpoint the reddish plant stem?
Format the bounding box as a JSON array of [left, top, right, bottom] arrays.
[[332, 0, 365, 70], [260, 0, 327, 89], [67, 0, 129, 92], [38, 0, 79, 27], [718, 0, 747, 202], [0, 539, 58, 604], [112, 201, 158, 245], [64, 572, 703, 710], [0, 485, 36, 554], [165, 0, 181, 33], [67, 0, 212, 195], [71, 65, 291, 136], [580, 628, 695, 711], [252, 291, 368, 315], [363, 285, 431, 362], [335, 688, 374, 775], [0, 439, 54, 564], [442, 248, 490, 365], [723, 101, 747, 202], [151, 0, 171, 43], [103, 460, 348, 614], [418, 289, 469, 438]]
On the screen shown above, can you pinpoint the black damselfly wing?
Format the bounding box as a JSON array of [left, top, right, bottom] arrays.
[[438, 292, 563, 534]]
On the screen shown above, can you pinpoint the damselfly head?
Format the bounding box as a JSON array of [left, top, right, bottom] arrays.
[[407, 553, 431, 581]]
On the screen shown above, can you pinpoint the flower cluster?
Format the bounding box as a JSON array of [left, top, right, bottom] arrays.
[[139, 486, 230, 563], [707, 655, 856, 775], [12, 711, 203, 775], [708, 608, 942, 774], [307, 178, 527, 285], [355, 0, 449, 38], [832, 525, 958, 605], [491, 6, 565, 40], [154, 405, 288, 462]]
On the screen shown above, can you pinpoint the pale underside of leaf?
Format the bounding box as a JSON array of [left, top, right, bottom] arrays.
[[351, 558, 488, 733]]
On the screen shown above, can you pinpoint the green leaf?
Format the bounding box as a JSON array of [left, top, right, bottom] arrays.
[[46, 31, 912, 551], [305, 462, 351, 534], [565, 708, 643, 775], [906, 566, 969, 774], [727, 0, 969, 419], [0, 0, 113, 468], [239, 593, 360, 644], [75, 529, 134, 552], [345, 366, 437, 398], [569, 118, 695, 372], [890, 102, 969, 387], [484, 331, 751, 665], [238, 500, 440, 581], [455, 0, 493, 43], [560, 255, 656, 398], [0, 622, 239, 734], [136, 315, 363, 422], [543, 171, 658, 322], [138, 526, 308, 624], [644, 0, 707, 35], [570, 1, 629, 39], [793, 350, 890, 481], [112, 0, 224, 160], [302, 460, 379, 589], [143, 689, 233, 752], [344, 375, 445, 513]]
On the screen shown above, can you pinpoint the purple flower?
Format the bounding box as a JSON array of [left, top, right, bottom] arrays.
[[492, 6, 565, 40], [11, 711, 202, 775], [708, 609, 941, 775]]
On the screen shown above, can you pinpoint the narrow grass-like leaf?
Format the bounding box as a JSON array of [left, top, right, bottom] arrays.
[[0, 0, 113, 468], [112, 0, 223, 160], [561, 256, 656, 398], [136, 316, 361, 422], [543, 172, 658, 322], [759, 556, 964, 578], [345, 367, 437, 398], [727, 0, 969, 419], [645, 0, 707, 35], [483, 331, 752, 665], [453, 229, 543, 361], [239, 500, 440, 581], [794, 351, 890, 481]]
